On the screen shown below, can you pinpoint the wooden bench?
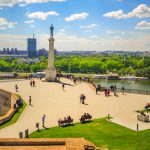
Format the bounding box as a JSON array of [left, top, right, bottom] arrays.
[[58, 117, 73, 126], [80, 114, 92, 123]]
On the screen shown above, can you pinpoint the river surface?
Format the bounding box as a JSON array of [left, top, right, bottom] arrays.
[[94, 79, 150, 91]]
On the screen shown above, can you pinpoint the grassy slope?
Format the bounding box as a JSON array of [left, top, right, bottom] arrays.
[[0, 100, 27, 129], [30, 118, 150, 150]]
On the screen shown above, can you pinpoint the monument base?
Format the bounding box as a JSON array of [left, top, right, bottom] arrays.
[[45, 67, 56, 82]]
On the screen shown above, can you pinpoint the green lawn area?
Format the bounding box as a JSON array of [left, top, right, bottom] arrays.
[[30, 118, 150, 150], [0, 100, 27, 129]]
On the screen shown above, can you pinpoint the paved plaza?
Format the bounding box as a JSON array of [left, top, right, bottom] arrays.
[[0, 78, 150, 138]]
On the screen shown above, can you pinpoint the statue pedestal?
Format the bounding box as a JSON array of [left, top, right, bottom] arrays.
[[45, 67, 56, 82], [44, 26, 56, 82]]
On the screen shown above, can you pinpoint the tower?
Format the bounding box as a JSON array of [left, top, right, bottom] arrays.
[[27, 33, 36, 58], [45, 25, 56, 81]]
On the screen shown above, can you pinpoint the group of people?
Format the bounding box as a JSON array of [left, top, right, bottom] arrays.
[[80, 94, 86, 104], [95, 84, 125, 97], [30, 80, 36, 87], [64, 74, 83, 84], [145, 103, 150, 110], [14, 96, 23, 109], [96, 85, 101, 94], [58, 116, 73, 126], [104, 88, 110, 96], [80, 113, 92, 122]]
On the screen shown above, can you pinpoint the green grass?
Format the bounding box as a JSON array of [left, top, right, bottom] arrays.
[[0, 100, 27, 129], [30, 118, 150, 150]]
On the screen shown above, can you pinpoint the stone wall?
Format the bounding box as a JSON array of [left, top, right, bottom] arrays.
[[0, 89, 11, 116]]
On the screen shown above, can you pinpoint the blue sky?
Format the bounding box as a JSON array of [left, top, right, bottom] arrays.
[[0, 0, 150, 51]]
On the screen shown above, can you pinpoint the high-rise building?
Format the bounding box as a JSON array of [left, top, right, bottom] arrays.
[[27, 34, 36, 58]]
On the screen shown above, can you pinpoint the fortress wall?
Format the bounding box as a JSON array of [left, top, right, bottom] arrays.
[[0, 89, 11, 116]]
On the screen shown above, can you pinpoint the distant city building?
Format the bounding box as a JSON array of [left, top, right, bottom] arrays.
[[27, 34, 36, 58], [99, 50, 144, 56], [18, 58, 40, 64], [37, 48, 48, 57], [56, 51, 98, 56], [0, 48, 27, 57], [142, 51, 150, 56]]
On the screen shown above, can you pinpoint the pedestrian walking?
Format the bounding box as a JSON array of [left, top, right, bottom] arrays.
[[96, 85, 98, 94], [122, 86, 125, 95], [33, 80, 35, 87], [82, 94, 86, 104], [30, 80, 32, 87], [42, 114, 46, 127], [80, 94, 83, 103], [29, 96, 32, 105], [15, 84, 18, 92], [62, 84, 65, 91]]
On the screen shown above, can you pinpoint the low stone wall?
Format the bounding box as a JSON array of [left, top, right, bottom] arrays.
[[0, 89, 18, 125], [0, 108, 16, 125], [0, 138, 96, 150], [0, 89, 11, 116]]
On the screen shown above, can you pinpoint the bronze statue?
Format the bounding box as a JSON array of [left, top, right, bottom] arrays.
[[50, 24, 54, 38]]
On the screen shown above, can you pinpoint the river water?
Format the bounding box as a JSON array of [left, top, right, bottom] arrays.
[[94, 79, 150, 91]]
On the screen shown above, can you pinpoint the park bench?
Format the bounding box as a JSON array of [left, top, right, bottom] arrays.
[[80, 114, 92, 123], [58, 117, 73, 126]]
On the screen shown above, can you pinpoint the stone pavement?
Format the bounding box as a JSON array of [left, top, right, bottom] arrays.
[[0, 78, 149, 138]]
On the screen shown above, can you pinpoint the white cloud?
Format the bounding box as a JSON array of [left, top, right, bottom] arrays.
[[106, 30, 125, 35], [65, 12, 89, 22], [0, 0, 66, 8], [90, 35, 99, 39], [85, 30, 92, 32], [27, 11, 59, 20], [103, 4, 150, 19], [59, 29, 65, 32], [1, 31, 150, 51], [80, 24, 98, 29], [24, 0, 66, 3], [0, 17, 17, 29], [19, 3, 27, 7], [106, 30, 116, 34], [24, 20, 34, 24], [135, 21, 150, 30]]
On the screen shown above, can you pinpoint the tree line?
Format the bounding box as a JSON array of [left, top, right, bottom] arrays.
[[0, 55, 149, 78]]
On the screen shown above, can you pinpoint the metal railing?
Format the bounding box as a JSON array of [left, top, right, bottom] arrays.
[[89, 81, 150, 95]]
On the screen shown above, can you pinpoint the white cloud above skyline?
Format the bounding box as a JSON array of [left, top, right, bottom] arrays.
[[27, 11, 59, 20], [135, 21, 150, 30], [0, 0, 66, 8], [0, 31, 149, 51], [80, 24, 98, 29], [24, 20, 34, 24], [65, 12, 89, 22], [0, 17, 17, 29], [103, 4, 150, 19]]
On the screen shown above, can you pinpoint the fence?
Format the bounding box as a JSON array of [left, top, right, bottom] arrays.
[[89, 81, 150, 95]]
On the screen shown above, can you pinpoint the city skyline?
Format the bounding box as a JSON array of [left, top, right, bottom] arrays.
[[0, 0, 150, 51]]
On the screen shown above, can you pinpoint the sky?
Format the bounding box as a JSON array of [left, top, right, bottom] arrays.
[[0, 0, 150, 51]]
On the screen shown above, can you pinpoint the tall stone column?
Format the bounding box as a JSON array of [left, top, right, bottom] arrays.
[[45, 25, 56, 82]]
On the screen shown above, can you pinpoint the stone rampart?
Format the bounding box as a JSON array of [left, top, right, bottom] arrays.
[[0, 89, 11, 116]]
